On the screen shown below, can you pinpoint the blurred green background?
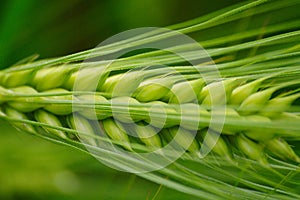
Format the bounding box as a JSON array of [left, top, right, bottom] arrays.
[[0, 0, 242, 199]]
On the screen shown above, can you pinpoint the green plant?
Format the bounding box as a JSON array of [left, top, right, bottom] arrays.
[[1, 0, 300, 199]]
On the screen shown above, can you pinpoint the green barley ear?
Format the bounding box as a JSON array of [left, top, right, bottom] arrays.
[[34, 109, 67, 139], [8, 86, 44, 112], [101, 118, 131, 150], [265, 138, 300, 163], [235, 135, 268, 166], [1, 0, 300, 199]]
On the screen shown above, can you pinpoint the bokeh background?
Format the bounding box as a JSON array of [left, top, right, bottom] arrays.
[[0, 0, 242, 199]]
